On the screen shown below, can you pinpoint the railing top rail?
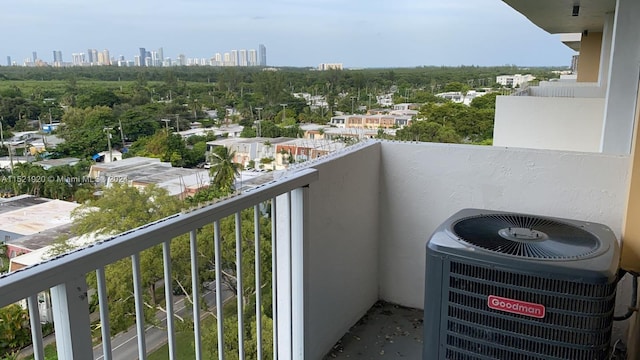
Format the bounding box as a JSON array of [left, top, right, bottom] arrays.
[[0, 168, 318, 307]]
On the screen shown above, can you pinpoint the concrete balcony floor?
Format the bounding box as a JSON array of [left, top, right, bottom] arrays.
[[324, 302, 423, 359]]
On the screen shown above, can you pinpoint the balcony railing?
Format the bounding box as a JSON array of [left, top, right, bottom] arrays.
[[0, 168, 318, 360], [0, 140, 632, 360]]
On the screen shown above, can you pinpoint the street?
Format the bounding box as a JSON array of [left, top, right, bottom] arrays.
[[93, 285, 233, 360]]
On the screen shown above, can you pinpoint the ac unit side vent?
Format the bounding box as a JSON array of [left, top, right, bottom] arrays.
[[446, 321, 607, 359], [446, 349, 527, 360], [452, 214, 601, 260], [450, 262, 616, 298], [445, 334, 607, 360], [447, 305, 611, 346], [449, 277, 616, 315]]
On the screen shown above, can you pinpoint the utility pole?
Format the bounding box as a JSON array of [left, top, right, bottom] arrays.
[[1, 118, 13, 171], [255, 107, 262, 137], [0, 117, 4, 149], [161, 119, 171, 134], [175, 114, 180, 133], [351, 96, 356, 114], [118, 119, 126, 147], [104, 127, 113, 163], [38, 116, 48, 149], [280, 104, 287, 123]]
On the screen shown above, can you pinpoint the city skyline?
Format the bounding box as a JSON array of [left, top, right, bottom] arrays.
[[6, 44, 267, 68], [2, 0, 575, 68]]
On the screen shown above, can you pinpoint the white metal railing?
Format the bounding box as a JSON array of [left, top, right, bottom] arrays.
[[0, 168, 318, 360]]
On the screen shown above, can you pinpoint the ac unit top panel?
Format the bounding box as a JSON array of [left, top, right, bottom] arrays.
[[427, 208, 620, 279]]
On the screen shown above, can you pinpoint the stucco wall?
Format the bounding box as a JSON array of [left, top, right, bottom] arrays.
[[494, 96, 605, 152], [577, 32, 603, 83], [378, 142, 629, 309], [298, 142, 381, 359]]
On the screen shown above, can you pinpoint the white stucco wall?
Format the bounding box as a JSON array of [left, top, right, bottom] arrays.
[[378, 142, 629, 309], [298, 142, 381, 359], [494, 96, 605, 152]]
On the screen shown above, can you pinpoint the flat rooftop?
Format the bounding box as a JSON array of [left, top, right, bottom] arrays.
[[6, 223, 74, 251], [0, 198, 79, 237], [0, 195, 52, 216]]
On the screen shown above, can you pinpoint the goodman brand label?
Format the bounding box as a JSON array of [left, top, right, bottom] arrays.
[[487, 295, 545, 319]]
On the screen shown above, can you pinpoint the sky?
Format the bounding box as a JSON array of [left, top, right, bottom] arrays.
[[1, 0, 575, 68]]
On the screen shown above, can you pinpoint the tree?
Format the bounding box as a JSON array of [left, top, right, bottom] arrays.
[[470, 92, 499, 110], [61, 184, 182, 334], [56, 106, 116, 158], [209, 146, 240, 194], [0, 305, 30, 356], [76, 88, 121, 109]]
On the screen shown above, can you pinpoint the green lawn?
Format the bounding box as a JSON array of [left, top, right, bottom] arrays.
[[147, 318, 208, 360], [21, 343, 57, 360]]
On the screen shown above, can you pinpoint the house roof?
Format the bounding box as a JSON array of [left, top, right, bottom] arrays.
[[5, 223, 74, 251]]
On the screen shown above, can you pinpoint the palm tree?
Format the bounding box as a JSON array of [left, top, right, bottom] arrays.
[[209, 146, 240, 194]]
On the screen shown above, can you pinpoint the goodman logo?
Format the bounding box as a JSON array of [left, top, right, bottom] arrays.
[[487, 295, 545, 319]]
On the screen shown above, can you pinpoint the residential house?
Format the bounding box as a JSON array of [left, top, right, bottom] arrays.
[[88, 157, 210, 199]]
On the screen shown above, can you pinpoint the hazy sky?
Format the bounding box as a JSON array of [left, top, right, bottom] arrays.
[[2, 0, 575, 68]]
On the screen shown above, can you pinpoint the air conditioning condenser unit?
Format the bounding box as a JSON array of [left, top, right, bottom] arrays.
[[424, 209, 619, 360]]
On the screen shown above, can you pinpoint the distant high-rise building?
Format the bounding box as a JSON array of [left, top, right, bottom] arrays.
[[248, 49, 257, 66], [157, 47, 164, 66], [97, 52, 106, 65], [318, 63, 343, 71], [87, 49, 94, 64], [6, 56, 11, 66], [139, 48, 147, 66], [223, 52, 231, 66], [259, 44, 266, 66], [53, 50, 63, 65], [102, 49, 111, 65], [230, 50, 238, 66], [133, 55, 141, 67], [72, 53, 85, 66], [32, 51, 38, 63], [177, 54, 186, 66], [238, 50, 248, 66], [92, 49, 99, 64]]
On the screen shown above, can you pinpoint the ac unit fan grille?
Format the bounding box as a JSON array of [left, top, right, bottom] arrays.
[[451, 262, 616, 298], [443, 261, 615, 359], [451, 214, 601, 260]]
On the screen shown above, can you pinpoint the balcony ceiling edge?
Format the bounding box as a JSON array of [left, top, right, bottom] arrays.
[[502, 0, 615, 34]]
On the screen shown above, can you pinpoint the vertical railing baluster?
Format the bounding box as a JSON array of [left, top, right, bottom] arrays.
[[271, 198, 279, 360], [27, 295, 44, 360], [214, 220, 225, 360], [96, 267, 113, 360], [235, 211, 245, 359], [163, 240, 176, 360], [275, 192, 293, 360], [190, 230, 203, 360], [131, 253, 147, 360], [254, 204, 263, 360], [291, 187, 307, 359], [50, 276, 92, 359]]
